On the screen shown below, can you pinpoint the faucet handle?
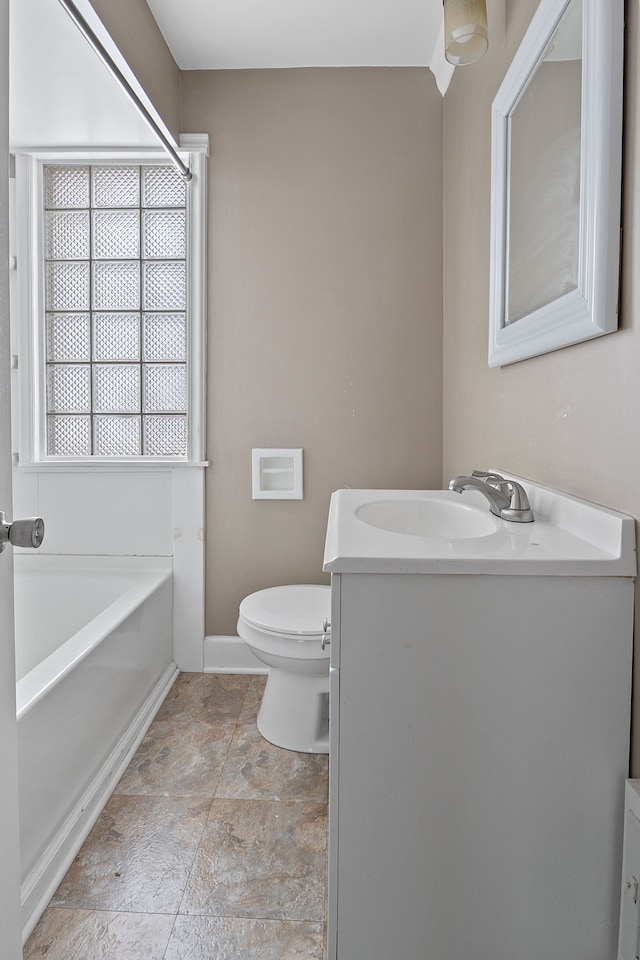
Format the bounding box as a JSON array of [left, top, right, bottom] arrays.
[[503, 480, 531, 512], [498, 480, 534, 522], [471, 470, 507, 484], [470, 472, 535, 521]]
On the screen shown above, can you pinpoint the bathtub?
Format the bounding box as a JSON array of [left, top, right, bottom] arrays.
[[14, 554, 176, 941]]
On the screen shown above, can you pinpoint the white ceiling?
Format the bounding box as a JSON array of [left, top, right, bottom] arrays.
[[145, 0, 453, 92], [9, 0, 455, 150]]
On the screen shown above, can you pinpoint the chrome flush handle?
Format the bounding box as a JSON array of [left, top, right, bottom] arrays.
[[0, 512, 45, 553]]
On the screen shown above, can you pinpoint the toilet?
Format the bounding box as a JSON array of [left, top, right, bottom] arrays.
[[237, 584, 331, 754]]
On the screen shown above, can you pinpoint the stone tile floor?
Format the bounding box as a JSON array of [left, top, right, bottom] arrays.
[[24, 673, 329, 960]]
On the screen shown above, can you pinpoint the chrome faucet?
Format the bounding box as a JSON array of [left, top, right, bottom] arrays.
[[448, 470, 534, 523]]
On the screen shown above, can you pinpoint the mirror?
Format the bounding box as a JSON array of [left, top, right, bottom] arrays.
[[488, 0, 623, 366]]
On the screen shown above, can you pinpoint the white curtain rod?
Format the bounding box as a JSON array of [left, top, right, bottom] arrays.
[[57, 0, 193, 183]]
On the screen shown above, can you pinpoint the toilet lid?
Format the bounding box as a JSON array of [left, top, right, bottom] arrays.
[[239, 584, 331, 637]]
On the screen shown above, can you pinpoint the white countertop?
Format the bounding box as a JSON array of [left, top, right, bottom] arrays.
[[322, 474, 637, 576]]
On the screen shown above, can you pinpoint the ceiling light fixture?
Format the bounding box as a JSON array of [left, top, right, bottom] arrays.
[[443, 0, 489, 66]]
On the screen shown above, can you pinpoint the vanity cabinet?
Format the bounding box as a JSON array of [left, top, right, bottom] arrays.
[[323, 483, 635, 960]]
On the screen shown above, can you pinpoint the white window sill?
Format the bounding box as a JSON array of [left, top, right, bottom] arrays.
[[15, 459, 210, 472]]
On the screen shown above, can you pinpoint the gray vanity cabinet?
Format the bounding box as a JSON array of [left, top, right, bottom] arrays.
[[326, 570, 633, 960]]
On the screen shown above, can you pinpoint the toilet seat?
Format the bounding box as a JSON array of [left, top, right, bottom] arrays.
[[239, 584, 330, 638]]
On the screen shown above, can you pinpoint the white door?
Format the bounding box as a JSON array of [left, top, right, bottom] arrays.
[[0, 0, 24, 954]]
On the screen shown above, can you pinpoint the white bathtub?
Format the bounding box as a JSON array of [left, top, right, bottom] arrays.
[[14, 554, 176, 941]]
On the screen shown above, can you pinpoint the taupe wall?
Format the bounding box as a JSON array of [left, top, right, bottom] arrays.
[[181, 68, 444, 635], [89, 0, 181, 141], [443, 1, 640, 772]]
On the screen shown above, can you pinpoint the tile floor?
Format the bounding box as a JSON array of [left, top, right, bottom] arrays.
[[24, 673, 329, 960]]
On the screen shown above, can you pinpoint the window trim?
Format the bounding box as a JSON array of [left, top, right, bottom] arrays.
[[12, 138, 208, 466]]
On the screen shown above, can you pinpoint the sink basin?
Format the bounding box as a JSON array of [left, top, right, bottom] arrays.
[[355, 497, 499, 540]]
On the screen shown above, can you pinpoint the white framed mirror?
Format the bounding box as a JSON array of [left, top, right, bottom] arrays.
[[488, 0, 624, 367]]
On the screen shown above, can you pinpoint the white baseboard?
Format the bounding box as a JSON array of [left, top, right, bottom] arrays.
[[204, 635, 267, 674], [20, 662, 179, 945]]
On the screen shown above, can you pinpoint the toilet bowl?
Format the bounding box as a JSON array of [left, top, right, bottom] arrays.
[[237, 584, 331, 754]]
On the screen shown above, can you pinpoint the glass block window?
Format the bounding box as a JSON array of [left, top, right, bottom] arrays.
[[43, 163, 188, 457]]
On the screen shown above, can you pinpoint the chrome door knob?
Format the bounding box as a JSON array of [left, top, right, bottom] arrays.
[[0, 512, 45, 552]]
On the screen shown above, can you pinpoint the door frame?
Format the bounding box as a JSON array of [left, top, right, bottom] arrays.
[[0, 0, 27, 953]]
